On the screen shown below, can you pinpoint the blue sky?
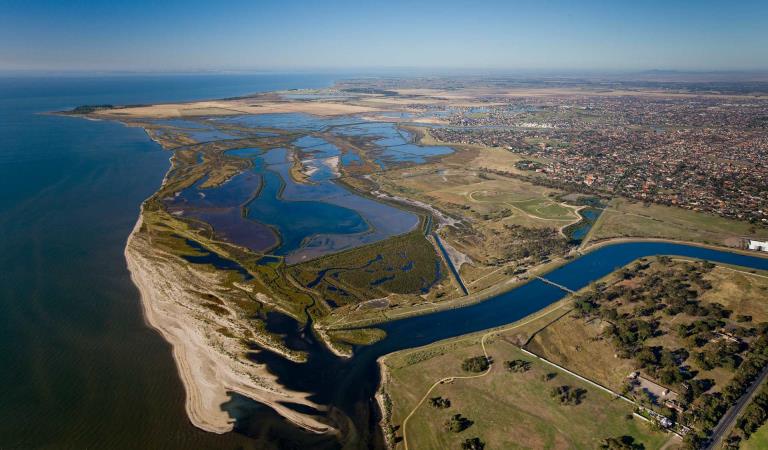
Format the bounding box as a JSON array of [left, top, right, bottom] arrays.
[[1, 0, 766, 72]]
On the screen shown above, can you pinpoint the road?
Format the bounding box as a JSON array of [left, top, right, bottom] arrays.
[[705, 364, 768, 449], [398, 303, 574, 450], [432, 232, 468, 295]]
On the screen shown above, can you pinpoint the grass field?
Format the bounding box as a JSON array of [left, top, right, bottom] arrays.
[[698, 265, 768, 323], [525, 257, 768, 435], [585, 197, 768, 247], [470, 189, 579, 221], [383, 333, 673, 450], [369, 134, 581, 296], [742, 423, 768, 449], [526, 314, 637, 392], [389, 126, 572, 229]]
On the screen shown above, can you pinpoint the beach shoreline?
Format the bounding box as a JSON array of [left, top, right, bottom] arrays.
[[124, 213, 334, 435]]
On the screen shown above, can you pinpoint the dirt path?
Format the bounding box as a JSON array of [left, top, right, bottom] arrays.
[[398, 304, 572, 450]]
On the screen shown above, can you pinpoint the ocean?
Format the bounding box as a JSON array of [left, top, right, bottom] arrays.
[[0, 73, 335, 449]]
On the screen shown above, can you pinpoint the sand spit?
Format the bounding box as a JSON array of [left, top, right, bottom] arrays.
[[125, 216, 334, 435], [96, 99, 379, 119], [371, 189, 461, 229]]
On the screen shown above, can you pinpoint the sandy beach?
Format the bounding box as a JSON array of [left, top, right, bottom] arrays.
[[125, 215, 334, 435]]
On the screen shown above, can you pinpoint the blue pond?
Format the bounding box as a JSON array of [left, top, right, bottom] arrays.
[[217, 113, 360, 131], [568, 208, 602, 242], [227, 147, 419, 263], [244, 157, 369, 255], [332, 121, 454, 168], [180, 238, 253, 280]]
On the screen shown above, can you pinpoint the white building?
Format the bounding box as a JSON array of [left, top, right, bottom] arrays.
[[748, 240, 768, 252]]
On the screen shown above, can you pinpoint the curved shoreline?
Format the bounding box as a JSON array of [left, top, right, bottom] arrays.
[[125, 213, 334, 435]]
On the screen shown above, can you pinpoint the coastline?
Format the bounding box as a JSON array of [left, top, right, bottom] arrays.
[[125, 212, 334, 435]]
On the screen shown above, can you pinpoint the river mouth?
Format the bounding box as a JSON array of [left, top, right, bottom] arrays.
[[198, 241, 768, 448]]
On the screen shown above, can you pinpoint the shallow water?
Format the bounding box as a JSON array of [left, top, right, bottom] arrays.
[[0, 74, 336, 449], [245, 163, 370, 255], [239, 147, 420, 262], [219, 112, 360, 131], [167, 169, 279, 252], [181, 238, 254, 280], [566, 207, 602, 242]]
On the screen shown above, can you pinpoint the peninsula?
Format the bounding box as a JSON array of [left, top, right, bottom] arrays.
[[65, 77, 768, 449]]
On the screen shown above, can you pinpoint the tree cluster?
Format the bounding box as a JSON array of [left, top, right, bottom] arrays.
[[504, 359, 532, 373], [599, 435, 645, 450], [550, 385, 587, 405], [444, 413, 473, 433], [428, 396, 451, 409], [461, 437, 485, 450], [462, 356, 490, 373]]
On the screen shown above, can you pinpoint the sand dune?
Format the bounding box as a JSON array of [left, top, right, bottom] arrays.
[[125, 216, 334, 435]]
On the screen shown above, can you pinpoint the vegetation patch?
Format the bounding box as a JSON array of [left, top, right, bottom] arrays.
[[291, 230, 447, 305], [527, 256, 768, 444], [327, 327, 386, 346], [382, 340, 669, 449], [550, 384, 587, 405], [461, 356, 490, 373], [586, 197, 768, 247]]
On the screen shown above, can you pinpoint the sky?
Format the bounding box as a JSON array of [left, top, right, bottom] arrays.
[[1, 0, 767, 73]]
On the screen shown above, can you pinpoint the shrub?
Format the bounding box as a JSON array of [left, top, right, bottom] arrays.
[[504, 359, 532, 373], [541, 372, 557, 382], [462, 437, 485, 450], [428, 396, 451, 409], [444, 413, 473, 433], [599, 435, 644, 449], [462, 356, 490, 373], [550, 385, 587, 405]]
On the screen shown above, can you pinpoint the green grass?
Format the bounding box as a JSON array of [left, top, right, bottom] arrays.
[[743, 423, 768, 450], [471, 190, 576, 221], [327, 327, 386, 346], [291, 231, 447, 306], [586, 197, 768, 247], [384, 339, 672, 449]]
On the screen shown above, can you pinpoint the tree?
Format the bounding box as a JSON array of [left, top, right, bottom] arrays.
[[541, 372, 557, 382], [461, 437, 485, 450], [444, 414, 473, 433], [599, 435, 644, 449], [462, 356, 490, 373], [504, 359, 532, 373], [429, 396, 451, 409], [550, 385, 587, 405]]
